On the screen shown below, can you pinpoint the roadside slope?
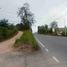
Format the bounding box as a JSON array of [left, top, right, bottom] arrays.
[[0, 31, 22, 54]]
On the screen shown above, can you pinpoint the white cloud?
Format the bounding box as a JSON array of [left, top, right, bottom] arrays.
[[0, 0, 67, 32]]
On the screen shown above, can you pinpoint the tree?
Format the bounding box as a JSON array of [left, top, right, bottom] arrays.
[[44, 24, 48, 33], [38, 24, 48, 34], [50, 21, 58, 29], [0, 19, 8, 28], [50, 21, 58, 33], [16, 23, 24, 30], [18, 3, 34, 30]]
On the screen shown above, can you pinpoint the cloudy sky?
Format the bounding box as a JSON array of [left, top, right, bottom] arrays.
[[0, 0, 67, 32]]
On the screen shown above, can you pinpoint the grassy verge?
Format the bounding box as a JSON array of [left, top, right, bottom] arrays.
[[0, 27, 18, 42], [14, 31, 38, 50]]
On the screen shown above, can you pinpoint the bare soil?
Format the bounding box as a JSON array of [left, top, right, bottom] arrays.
[[0, 31, 22, 54], [14, 44, 34, 53]]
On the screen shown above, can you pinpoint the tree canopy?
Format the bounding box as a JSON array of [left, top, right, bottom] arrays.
[[18, 3, 34, 30], [50, 21, 58, 29]]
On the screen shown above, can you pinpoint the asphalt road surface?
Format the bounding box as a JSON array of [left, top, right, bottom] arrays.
[[34, 34, 67, 64]]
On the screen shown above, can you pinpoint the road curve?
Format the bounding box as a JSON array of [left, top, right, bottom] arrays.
[[0, 31, 22, 54]]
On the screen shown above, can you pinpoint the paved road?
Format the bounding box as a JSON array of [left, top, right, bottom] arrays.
[[34, 34, 67, 64], [0, 50, 61, 67], [0, 32, 67, 67]]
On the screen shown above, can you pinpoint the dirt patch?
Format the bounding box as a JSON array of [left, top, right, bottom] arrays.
[[0, 31, 22, 54], [13, 44, 38, 54]]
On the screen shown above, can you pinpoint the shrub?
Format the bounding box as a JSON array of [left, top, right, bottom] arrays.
[[0, 19, 18, 42], [61, 30, 67, 36]]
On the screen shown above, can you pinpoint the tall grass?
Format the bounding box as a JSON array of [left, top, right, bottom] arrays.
[[14, 31, 37, 49]]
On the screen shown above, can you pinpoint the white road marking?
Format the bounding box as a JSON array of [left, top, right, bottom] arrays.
[[35, 37, 49, 52], [35, 36, 60, 63], [45, 48, 48, 52], [53, 56, 60, 63], [35, 37, 45, 48]]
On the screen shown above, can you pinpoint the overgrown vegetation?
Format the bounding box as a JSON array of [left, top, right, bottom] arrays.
[[14, 31, 37, 49], [38, 21, 67, 37], [0, 19, 18, 42]]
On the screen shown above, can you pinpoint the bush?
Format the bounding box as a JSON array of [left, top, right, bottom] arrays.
[[38, 26, 48, 34], [61, 30, 67, 36], [0, 19, 18, 42], [0, 27, 17, 42], [14, 31, 37, 49]]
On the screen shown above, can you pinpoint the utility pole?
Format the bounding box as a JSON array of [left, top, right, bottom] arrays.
[[64, 19, 67, 37], [64, 19, 66, 37], [64, 26, 66, 37]]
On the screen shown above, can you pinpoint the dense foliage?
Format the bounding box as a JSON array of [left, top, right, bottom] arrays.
[[38, 21, 58, 35], [38, 25, 49, 34], [38, 23, 67, 37], [0, 19, 18, 42]]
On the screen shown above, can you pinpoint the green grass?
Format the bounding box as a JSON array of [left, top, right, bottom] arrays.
[[14, 31, 38, 49]]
